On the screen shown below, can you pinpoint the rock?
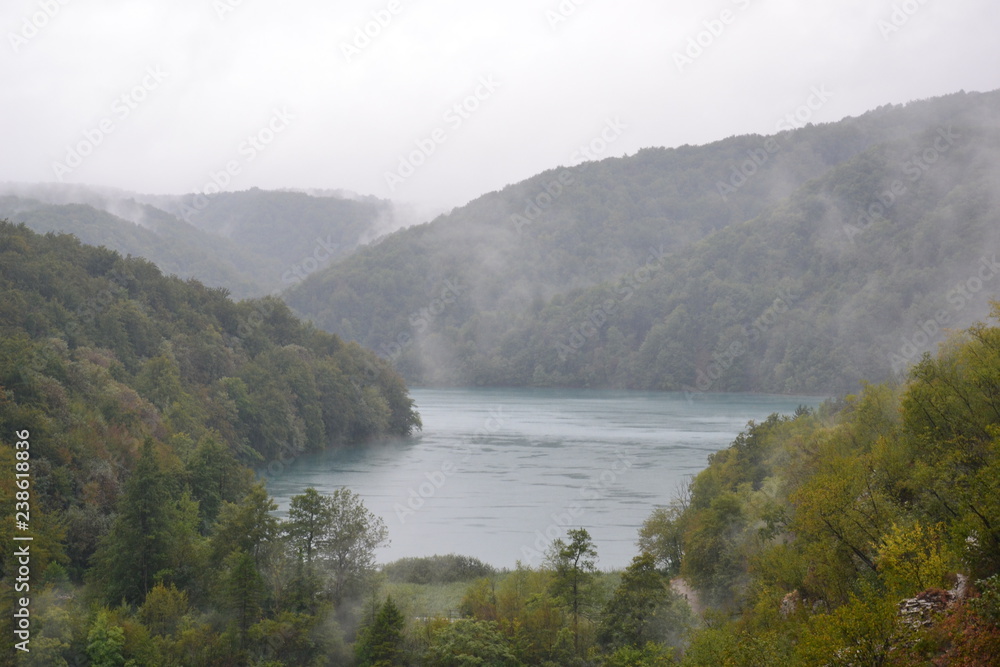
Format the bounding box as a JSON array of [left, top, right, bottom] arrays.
[[898, 587, 953, 628], [780, 590, 800, 618], [949, 573, 968, 601]]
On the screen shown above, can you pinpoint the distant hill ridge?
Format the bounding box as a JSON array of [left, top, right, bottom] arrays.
[[283, 89, 1000, 394], [0, 184, 408, 298]]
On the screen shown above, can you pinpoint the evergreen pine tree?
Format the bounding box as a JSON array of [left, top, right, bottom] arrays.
[[355, 596, 407, 667]]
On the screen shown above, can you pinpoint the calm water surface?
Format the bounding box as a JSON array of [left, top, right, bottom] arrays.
[[264, 387, 824, 570]]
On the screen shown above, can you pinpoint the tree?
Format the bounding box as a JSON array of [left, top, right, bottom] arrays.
[[681, 492, 746, 603], [284, 487, 389, 604], [795, 589, 902, 666], [186, 433, 252, 529], [86, 610, 126, 667], [211, 482, 280, 567], [224, 550, 265, 652], [603, 642, 674, 666], [546, 528, 598, 657], [133, 351, 185, 413], [89, 439, 180, 605], [355, 596, 408, 667], [323, 487, 388, 603], [18, 585, 77, 667], [875, 521, 951, 596], [424, 620, 521, 667], [250, 609, 344, 666], [286, 487, 331, 566], [597, 553, 672, 652], [638, 504, 686, 576], [138, 583, 189, 638]]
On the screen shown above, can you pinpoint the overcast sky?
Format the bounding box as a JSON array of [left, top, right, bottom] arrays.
[[3, 0, 998, 213]]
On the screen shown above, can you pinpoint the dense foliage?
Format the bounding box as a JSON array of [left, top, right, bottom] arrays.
[[3, 87, 999, 663], [0, 220, 419, 663], [385, 309, 1000, 665], [4, 214, 999, 663], [633, 306, 1000, 664], [285, 90, 1000, 395], [444, 530, 693, 666], [383, 555, 497, 585]]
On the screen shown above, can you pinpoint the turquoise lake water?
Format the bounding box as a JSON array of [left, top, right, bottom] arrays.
[[264, 387, 825, 569]]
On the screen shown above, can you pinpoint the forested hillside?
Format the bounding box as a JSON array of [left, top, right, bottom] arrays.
[[284, 90, 1000, 394], [0, 185, 402, 298], [0, 220, 419, 663], [630, 306, 1000, 664], [2, 218, 998, 664], [0, 195, 267, 299], [138, 187, 397, 283], [489, 116, 1000, 394], [426, 310, 1000, 665]]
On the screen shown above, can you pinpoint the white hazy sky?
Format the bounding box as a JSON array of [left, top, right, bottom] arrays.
[[3, 0, 999, 212]]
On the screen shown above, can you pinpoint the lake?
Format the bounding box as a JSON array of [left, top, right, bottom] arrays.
[[263, 387, 825, 570]]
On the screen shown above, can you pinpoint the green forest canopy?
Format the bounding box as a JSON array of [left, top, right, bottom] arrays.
[[1, 218, 999, 663], [285, 90, 1000, 395]]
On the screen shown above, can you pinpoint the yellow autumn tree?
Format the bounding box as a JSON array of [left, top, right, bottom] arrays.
[[876, 521, 952, 596]]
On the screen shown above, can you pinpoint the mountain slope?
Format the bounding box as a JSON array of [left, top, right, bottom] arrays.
[[0, 219, 419, 466], [508, 121, 1000, 394], [0, 195, 269, 298], [0, 220, 420, 663], [284, 89, 1000, 393], [0, 184, 405, 297], [137, 187, 398, 284], [0, 219, 419, 580]]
